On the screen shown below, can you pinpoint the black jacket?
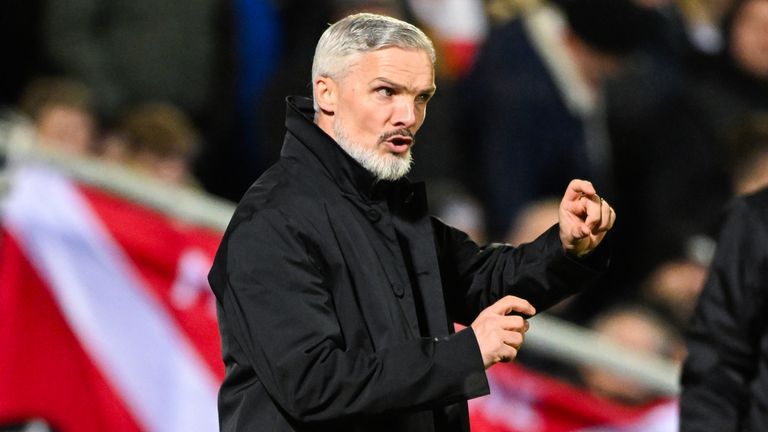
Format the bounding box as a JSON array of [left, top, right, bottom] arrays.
[[681, 188, 768, 431], [208, 96, 608, 431]]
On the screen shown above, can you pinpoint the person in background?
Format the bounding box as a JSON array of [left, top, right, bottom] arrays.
[[505, 197, 561, 247], [680, 185, 768, 431], [459, 0, 653, 240], [581, 304, 684, 405], [639, 258, 709, 331], [38, 0, 244, 200], [208, 12, 615, 432], [618, 0, 768, 275], [102, 103, 201, 187], [17, 76, 97, 156]]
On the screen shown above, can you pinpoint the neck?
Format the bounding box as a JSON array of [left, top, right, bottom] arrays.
[[315, 112, 337, 142]]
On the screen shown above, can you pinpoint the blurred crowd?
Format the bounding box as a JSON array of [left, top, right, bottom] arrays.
[[1, 0, 767, 410]]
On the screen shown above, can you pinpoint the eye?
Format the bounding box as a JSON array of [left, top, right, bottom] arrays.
[[377, 87, 394, 97], [416, 93, 432, 104]]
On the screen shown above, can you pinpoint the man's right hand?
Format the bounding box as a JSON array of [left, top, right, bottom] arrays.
[[470, 295, 535, 369]]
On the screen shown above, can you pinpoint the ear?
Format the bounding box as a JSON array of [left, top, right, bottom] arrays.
[[314, 76, 338, 114]]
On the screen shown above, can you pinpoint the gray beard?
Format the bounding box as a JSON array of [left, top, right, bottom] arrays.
[[333, 121, 413, 181]]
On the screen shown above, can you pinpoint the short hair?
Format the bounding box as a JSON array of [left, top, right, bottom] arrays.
[[311, 13, 436, 85], [19, 76, 93, 121], [118, 102, 200, 160]]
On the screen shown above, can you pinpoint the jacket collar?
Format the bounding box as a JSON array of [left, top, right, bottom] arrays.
[[282, 96, 406, 201]]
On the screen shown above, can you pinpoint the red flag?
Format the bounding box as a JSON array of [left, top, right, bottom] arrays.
[[0, 166, 224, 432], [470, 362, 678, 432]]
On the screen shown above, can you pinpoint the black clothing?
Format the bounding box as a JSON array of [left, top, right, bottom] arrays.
[[680, 188, 768, 431], [458, 13, 598, 240], [208, 96, 608, 431]]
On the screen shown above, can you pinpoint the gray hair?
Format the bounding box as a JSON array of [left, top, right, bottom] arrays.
[[311, 13, 436, 85]]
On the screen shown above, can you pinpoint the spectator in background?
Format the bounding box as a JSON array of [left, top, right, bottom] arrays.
[[604, 0, 713, 292], [17, 76, 96, 156], [38, 0, 240, 198], [581, 304, 684, 406], [102, 103, 201, 187], [680, 186, 768, 431], [505, 197, 560, 246], [615, 0, 768, 280], [639, 258, 708, 330], [459, 0, 654, 240]]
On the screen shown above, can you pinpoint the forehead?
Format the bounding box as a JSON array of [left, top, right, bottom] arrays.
[[345, 47, 434, 87]]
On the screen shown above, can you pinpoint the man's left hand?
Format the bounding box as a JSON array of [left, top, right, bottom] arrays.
[[558, 179, 616, 257]]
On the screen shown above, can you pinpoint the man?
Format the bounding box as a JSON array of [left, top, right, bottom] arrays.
[[208, 13, 615, 432], [680, 186, 768, 431]]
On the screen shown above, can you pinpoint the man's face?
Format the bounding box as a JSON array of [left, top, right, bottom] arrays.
[[37, 105, 95, 155], [318, 47, 436, 180]]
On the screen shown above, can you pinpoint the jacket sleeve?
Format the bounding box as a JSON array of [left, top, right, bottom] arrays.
[[679, 197, 768, 431], [215, 208, 489, 423], [432, 218, 609, 325]]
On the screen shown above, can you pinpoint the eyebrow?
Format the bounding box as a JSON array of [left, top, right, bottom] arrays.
[[371, 77, 436, 96]]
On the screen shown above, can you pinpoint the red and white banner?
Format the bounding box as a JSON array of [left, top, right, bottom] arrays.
[[470, 362, 678, 432], [0, 166, 224, 432]]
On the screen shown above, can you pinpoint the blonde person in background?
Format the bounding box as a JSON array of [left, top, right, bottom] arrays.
[[17, 76, 97, 156]]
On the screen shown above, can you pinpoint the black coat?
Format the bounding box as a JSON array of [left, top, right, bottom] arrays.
[[458, 16, 594, 238], [681, 188, 768, 431], [208, 96, 608, 431]]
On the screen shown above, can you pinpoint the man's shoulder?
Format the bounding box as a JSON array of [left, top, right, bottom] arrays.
[[737, 188, 768, 227], [742, 187, 768, 210], [717, 188, 768, 239], [230, 161, 335, 228]]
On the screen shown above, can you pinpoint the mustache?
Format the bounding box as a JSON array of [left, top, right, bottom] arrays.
[[378, 128, 415, 144]]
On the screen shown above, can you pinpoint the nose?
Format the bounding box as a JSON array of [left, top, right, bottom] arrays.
[[392, 97, 417, 129]]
